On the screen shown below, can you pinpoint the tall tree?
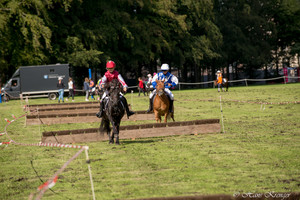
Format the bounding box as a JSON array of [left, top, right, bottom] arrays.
[[273, 0, 300, 73], [214, 0, 278, 79], [0, 0, 74, 83]]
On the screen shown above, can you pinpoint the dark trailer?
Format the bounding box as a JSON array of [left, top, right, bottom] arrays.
[[1, 64, 69, 100]]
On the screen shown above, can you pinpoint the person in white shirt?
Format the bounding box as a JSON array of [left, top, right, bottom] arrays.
[[66, 77, 75, 102]]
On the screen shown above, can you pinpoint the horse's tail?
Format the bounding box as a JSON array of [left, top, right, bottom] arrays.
[[99, 119, 105, 134], [99, 118, 110, 134]]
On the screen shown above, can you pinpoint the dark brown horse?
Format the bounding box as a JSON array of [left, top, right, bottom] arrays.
[[153, 80, 175, 123], [99, 79, 125, 144], [214, 78, 229, 92]]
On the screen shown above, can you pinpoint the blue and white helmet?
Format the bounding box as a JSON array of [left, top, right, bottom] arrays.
[[161, 64, 169, 71]]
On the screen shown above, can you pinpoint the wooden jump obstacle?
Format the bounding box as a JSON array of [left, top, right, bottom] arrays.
[[26, 101, 99, 112], [26, 101, 146, 125], [26, 110, 154, 125], [27, 101, 99, 109], [42, 119, 220, 144]]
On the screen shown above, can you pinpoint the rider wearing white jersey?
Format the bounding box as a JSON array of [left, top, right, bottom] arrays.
[[146, 63, 178, 113]]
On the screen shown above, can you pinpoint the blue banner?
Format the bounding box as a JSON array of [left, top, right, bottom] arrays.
[[89, 68, 92, 79]]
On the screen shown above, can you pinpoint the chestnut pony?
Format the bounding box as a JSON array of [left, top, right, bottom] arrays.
[[214, 78, 229, 92], [153, 80, 175, 123]]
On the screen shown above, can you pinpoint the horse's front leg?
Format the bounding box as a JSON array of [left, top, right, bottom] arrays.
[[108, 130, 114, 144], [164, 112, 168, 123], [103, 119, 113, 144], [115, 125, 120, 145], [109, 123, 116, 144], [108, 123, 114, 144], [110, 121, 119, 145], [154, 111, 160, 123]]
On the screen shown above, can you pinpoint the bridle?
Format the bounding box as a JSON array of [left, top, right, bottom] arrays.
[[156, 81, 165, 96], [107, 85, 121, 105]]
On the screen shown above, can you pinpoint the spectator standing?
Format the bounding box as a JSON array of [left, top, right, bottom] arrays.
[[89, 79, 95, 100], [84, 77, 90, 101], [138, 77, 146, 96], [66, 77, 75, 102], [57, 77, 65, 103], [96, 77, 103, 100]]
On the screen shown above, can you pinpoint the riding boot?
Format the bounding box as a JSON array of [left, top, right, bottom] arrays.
[[121, 96, 135, 119], [146, 97, 153, 113], [96, 100, 104, 118], [166, 95, 174, 113]]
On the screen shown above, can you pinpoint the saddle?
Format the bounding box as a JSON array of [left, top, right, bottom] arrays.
[[152, 92, 172, 105], [102, 96, 125, 111]]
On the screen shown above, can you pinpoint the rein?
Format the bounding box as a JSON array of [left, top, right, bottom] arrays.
[[105, 84, 124, 108]]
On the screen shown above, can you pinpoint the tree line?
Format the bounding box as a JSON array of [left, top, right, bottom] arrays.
[[0, 0, 299, 86]]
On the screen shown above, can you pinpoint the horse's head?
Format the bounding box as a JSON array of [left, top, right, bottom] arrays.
[[105, 79, 122, 104], [156, 80, 165, 96]]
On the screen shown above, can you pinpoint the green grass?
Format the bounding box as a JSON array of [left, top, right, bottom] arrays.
[[0, 83, 299, 199]]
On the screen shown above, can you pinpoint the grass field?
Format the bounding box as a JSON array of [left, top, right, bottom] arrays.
[[0, 83, 299, 200]]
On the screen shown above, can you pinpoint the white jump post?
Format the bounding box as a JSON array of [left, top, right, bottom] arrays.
[[85, 147, 96, 200], [131, 90, 133, 110], [219, 95, 225, 134], [245, 79, 248, 87]]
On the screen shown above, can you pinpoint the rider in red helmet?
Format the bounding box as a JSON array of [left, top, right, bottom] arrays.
[[96, 61, 135, 118]]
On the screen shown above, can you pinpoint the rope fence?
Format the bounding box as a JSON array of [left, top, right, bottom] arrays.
[[1, 112, 96, 200], [176, 76, 300, 90]]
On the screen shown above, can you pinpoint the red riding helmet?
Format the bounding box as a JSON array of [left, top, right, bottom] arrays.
[[106, 61, 116, 69]]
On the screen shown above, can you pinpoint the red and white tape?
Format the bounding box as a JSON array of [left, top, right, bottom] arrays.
[[38, 176, 58, 191], [0, 141, 11, 146], [4, 112, 94, 200], [4, 116, 88, 150], [14, 142, 88, 149]]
